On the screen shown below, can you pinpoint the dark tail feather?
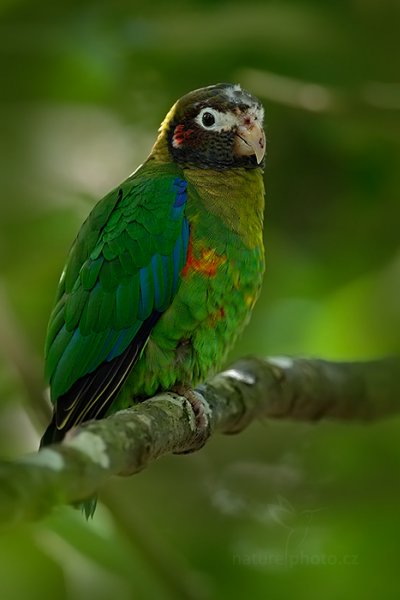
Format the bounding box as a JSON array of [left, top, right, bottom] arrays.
[[74, 496, 98, 520], [39, 314, 162, 516], [39, 415, 64, 448]]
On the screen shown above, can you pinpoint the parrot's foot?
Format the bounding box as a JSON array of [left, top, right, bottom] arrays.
[[172, 386, 210, 454]]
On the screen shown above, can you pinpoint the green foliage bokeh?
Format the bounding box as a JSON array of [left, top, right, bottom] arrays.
[[0, 1, 399, 598]]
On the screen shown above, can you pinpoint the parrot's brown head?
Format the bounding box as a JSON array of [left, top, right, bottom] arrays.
[[152, 83, 265, 170]]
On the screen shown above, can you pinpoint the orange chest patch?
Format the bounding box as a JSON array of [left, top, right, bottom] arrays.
[[182, 239, 227, 278]]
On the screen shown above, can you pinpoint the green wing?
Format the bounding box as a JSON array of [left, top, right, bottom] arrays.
[[42, 163, 189, 444]]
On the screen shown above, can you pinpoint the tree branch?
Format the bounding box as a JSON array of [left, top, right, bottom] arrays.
[[1, 356, 399, 525]]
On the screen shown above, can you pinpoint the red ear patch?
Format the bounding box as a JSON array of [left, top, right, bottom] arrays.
[[173, 124, 194, 147]]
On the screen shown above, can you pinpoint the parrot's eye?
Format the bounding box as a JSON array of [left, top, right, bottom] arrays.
[[195, 107, 237, 132], [201, 112, 216, 127]]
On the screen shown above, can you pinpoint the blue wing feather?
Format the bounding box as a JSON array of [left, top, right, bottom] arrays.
[[42, 168, 189, 444]]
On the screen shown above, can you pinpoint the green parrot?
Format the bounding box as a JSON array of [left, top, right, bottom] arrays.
[[41, 83, 266, 464]]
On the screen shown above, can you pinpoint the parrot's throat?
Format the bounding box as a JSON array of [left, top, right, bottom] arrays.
[[183, 167, 265, 248]]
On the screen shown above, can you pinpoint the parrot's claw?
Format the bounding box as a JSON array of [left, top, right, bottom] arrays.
[[172, 386, 210, 454]]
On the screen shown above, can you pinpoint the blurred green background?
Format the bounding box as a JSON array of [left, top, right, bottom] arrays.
[[1, 0, 400, 598]]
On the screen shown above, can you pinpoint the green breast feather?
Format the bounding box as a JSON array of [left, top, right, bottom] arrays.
[[113, 167, 265, 407]]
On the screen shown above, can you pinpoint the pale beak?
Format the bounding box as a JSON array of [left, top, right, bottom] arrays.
[[234, 121, 266, 164]]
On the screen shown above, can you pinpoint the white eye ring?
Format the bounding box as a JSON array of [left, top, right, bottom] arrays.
[[195, 107, 238, 132]]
